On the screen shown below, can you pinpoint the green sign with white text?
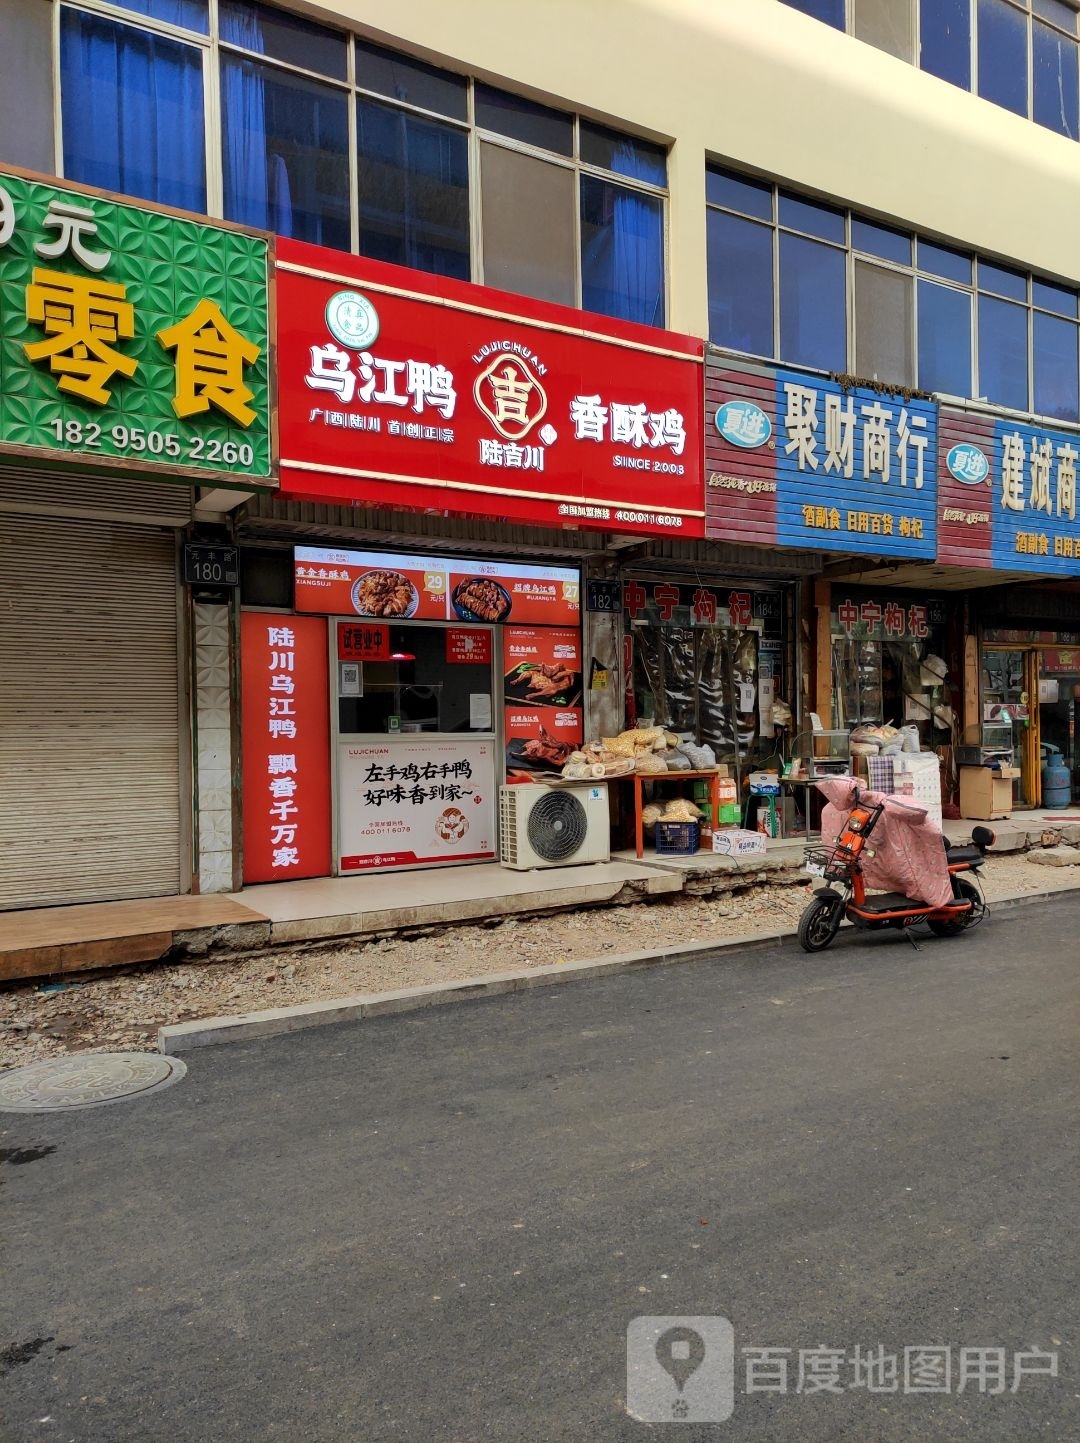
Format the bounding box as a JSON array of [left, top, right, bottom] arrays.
[[0, 169, 274, 485]]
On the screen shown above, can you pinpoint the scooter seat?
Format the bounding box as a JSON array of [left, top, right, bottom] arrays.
[[946, 845, 983, 866]]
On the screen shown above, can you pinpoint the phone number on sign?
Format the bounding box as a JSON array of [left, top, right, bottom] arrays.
[[46, 419, 254, 466]]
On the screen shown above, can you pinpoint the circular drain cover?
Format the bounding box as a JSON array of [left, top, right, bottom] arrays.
[[0, 1052, 187, 1112]]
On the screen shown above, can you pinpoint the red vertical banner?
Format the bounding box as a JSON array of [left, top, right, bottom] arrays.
[[241, 612, 331, 883]]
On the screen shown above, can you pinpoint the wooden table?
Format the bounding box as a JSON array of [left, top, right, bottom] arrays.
[[613, 768, 724, 859]]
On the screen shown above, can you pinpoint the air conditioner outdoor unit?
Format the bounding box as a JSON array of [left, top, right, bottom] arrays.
[[499, 783, 610, 869]]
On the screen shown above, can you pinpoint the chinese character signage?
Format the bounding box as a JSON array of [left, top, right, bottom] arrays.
[[295, 545, 581, 627], [447, 628, 492, 665], [276, 237, 704, 537], [338, 621, 390, 661], [831, 595, 932, 641], [241, 613, 331, 883], [623, 577, 783, 636], [338, 738, 496, 870], [937, 407, 1080, 573], [0, 169, 273, 483], [705, 360, 938, 560], [503, 627, 583, 770]]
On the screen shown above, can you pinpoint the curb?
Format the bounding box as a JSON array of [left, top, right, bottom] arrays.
[[156, 884, 1076, 1055], [157, 927, 790, 1053]]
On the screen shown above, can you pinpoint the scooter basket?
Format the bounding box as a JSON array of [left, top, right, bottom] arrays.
[[805, 845, 855, 883]]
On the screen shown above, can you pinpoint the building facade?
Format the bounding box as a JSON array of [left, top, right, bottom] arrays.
[[3, 0, 1079, 904]]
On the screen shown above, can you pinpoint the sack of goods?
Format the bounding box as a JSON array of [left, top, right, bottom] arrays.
[[561, 726, 716, 779]]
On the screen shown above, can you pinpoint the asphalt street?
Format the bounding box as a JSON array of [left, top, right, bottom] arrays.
[[2, 895, 1079, 1442]]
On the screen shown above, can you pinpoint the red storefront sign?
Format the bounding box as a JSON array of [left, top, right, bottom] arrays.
[[338, 621, 390, 660], [295, 545, 580, 627], [241, 612, 331, 883], [276, 238, 705, 537], [446, 628, 491, 664]]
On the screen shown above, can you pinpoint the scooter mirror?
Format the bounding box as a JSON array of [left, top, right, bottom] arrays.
[[971, 825, 995, 850]]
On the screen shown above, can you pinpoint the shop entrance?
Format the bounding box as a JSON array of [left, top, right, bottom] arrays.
[[981, 648, 1037, 805], [333, 619, 499, 873], [979, 645, 1080, 807]]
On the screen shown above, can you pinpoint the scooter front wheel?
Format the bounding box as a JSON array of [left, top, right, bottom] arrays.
[[798, 896, 843, 953]]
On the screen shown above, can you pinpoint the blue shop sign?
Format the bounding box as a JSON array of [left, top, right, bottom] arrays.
[[774, 371, 938, 559], [992, 420, 1080, 572]]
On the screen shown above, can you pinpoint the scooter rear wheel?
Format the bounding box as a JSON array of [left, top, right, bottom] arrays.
[[798, 896, 843, 953], [927, 877, 983, 937]]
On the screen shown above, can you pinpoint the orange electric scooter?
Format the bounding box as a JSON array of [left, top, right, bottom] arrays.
[[798, 785, 994, 953]]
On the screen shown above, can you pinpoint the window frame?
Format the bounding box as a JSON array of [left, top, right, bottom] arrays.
[[784, 0, 1080, 140], [54, 1, 670, 322], [705, 161, 1080, 421]]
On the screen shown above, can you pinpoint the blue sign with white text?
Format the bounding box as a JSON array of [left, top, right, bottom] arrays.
[[774, 371, 938, 559], [992, 419, 1080, 573]]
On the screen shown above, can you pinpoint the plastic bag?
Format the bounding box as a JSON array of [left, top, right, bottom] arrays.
[[900, 723, 921, 753]]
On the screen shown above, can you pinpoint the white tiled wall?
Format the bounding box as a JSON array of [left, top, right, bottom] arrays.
[[194, 602, 235, 893]]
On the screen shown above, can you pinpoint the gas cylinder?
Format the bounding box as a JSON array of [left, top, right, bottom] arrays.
[[1041, 744, 1072, 809]]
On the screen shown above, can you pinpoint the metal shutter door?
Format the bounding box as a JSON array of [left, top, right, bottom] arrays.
[[0, 515, 182, 909]]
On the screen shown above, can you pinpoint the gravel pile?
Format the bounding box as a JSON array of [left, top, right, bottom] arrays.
[[1, 853, 1074, 1070]]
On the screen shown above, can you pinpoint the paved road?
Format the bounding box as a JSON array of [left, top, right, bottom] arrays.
[[2, 896, 1079, 1442]]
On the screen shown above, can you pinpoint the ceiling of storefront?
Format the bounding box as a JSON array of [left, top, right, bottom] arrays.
[[822, 558, 1045, 591]]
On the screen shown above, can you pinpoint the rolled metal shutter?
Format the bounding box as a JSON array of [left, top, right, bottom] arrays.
[[0, 514, 182, 909]]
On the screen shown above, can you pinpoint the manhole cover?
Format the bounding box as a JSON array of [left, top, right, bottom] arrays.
[[0, 1052, 187, 1112]]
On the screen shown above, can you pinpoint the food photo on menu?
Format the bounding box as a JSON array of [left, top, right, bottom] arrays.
[[502, 625, 584, 776]]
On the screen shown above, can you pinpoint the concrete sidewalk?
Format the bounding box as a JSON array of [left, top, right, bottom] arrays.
[[4, 809, 1075, 984], [0, 858, 695, 982]]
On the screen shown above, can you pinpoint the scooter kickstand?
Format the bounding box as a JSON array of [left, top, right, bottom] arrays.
[[904, 925, 922, 952]]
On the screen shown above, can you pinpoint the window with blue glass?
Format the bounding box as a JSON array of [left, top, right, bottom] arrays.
[[579, 124, 668, 325], [61, 9, 206, 214], [356, 98, 469, 279], [780, 234, 847, 372], [57, 10, 667, 323], [706, 210, 774, 356], [1033, 18, 1080, 135], [979, 296, 1029, 409], [580, 176, 664, 327], [778, 0, 845, 28], [978, 0, 1030, 113], [1033, 310, 1080, 420], [918, 280, 972, 396], [222, 58, 349, 248], [920, 0, 972, 86], [707, 164, 1080, 420]]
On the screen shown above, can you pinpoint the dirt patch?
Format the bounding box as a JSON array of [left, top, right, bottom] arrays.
[[0, 854, 1072, 1069]]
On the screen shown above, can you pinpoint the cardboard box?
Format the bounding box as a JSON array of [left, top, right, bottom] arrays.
[[959, 765, 1015, 821], [712, 828, 768, 857]]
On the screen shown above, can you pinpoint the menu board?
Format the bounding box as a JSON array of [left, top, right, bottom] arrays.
[[502, 627, 584, 774], [295, 545, 579, 626]]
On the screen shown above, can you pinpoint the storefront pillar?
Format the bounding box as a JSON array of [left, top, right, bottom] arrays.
[[814, 579, 832, 725], [582, 598, 622, 743], [963, 633, 980, 739], [191, 596, 239, 894]]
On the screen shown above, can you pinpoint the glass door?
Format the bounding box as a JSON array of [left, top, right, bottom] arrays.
[[981, 647, 1038, 806]]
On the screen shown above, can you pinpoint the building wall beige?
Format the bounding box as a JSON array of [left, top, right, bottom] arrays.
[[323, 0, 1080, 337]]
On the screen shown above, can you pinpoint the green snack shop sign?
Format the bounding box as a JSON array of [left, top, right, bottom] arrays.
[[0, 168, 275, 485]]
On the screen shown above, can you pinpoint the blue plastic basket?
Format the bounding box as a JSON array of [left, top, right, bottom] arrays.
[[655, 820, 700, 856]]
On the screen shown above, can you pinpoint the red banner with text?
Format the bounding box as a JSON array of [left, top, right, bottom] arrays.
[[276, 238, 704, 537], [241, 612, 331, 883]]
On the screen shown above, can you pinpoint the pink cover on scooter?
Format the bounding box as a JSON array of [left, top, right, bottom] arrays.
[[816, 777, 954, 908]]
